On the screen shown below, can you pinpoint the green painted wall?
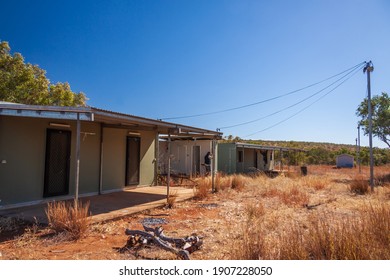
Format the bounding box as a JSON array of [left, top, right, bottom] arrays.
[[217, 143, 236, 174], [101, 127, 127, 191], [78, 122, 101, 194], [139, 130, 156, 186], [101, 128, 156, 191], [0, 116, 102, 206], [0, 115, 157, 207], [0, 116, 47, 205]]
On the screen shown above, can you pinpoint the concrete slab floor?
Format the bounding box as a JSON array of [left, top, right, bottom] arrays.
[[0, 186, 195, 225]]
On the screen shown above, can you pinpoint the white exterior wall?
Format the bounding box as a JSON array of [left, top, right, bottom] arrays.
[[159, 139, 212, 177]]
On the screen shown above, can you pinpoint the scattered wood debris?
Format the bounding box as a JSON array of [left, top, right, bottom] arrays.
[[121, 224, 202, 260], [304, 198, 337, 210], [141, 217, 167, 226], [199, 203, 219, 209]]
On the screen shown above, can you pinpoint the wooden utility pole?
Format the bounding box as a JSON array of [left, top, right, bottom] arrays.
[[363, 61, 374, 191]]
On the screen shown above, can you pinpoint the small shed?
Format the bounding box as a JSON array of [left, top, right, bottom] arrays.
[[336, 154, 354, 168]]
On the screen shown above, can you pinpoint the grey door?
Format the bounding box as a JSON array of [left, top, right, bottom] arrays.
[[126, 136, 140, 185], [44, 129, 71, 197]]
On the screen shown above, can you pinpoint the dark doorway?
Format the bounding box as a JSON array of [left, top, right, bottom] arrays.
[[44, 129, 71, 197], [126, 136, 140, 186], [192, 145, 200, 176]]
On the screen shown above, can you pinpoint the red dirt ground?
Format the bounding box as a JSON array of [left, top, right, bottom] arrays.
[[1, 165, 389, 260]]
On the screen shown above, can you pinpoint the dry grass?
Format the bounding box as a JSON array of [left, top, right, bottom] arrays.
[[281, 185, 310, 207], [195, 174, 251, 196], [45, 199, 90, 240], [376, 173, 390, 187], [231, 174, 247, 191], [261, 185, 309, 207], [303, 175, 330, 190], [2, 165, 390, 260], [232, 202, 390, 259], [244, 202, 265, 221], [193, 177, 212, 199], [350, 175, 370, 195], [215, 173, 232, 191], [166, 190, 178, 208]]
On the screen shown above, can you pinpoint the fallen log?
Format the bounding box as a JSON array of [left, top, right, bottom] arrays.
[[123, 225, 202, 260]]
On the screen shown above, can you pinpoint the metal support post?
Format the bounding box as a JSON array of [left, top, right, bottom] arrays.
[[363, 61, 374, 191]]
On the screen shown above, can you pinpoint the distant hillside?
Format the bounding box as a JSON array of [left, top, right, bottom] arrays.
[[247, 139, 358, 152], [222, 137, 390, 165]]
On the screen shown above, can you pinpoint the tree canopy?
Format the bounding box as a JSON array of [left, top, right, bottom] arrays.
[[356, 92, 390, 148], [0, 41, 87, 106]]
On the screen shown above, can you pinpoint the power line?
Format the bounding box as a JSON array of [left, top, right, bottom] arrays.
[[161, 62, 365, 120], [244, 64, 364, 138], [218, 63, 364, 130]]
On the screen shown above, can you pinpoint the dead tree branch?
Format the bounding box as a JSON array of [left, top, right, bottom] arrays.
[[123, 225, 202, 260]]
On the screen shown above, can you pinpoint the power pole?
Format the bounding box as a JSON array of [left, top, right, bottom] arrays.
[[167, 133, 171, 201], [357, 124, 361, 173], [363, 61, 374, 191], [355, 137, 358, 169]]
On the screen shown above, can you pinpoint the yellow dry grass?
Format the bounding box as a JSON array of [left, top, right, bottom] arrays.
[[1, 165, 389, 260], [45, 199, 90, 240]]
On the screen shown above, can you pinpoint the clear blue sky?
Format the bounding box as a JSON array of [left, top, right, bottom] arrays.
[[1, 0, 389, 148]]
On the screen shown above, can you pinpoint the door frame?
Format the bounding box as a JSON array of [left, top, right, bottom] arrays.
[[192, 145, 201, 176], [43, 129, 71, 197], [125, 136, 141, 186]]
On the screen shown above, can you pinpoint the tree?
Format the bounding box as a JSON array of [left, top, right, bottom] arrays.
[[356, 92, 390, 148], [0, 41, 87, 106]]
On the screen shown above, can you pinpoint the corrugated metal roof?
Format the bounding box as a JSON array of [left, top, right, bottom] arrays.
[[0, 102, 222, 138], [233, 142, 306, 152], [91, 106, 222, 137], [0, 103, 93, 121]]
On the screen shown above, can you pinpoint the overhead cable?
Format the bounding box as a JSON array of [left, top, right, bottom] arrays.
[[161, 62, 365, 120], [218, 63, 364, 130], [244, 64, 364, 137]]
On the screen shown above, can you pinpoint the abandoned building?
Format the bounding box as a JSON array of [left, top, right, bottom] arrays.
[[0, 102, 222, 209], [217, 142, 305, 175]]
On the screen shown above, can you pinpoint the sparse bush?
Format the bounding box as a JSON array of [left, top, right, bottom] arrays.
[[281, 186, 309, 207], [193, 177, 211, 199], [230, 203, 390, 260], [166, 190, 178, 208], [45, 199, 90, 240], [303, 175, 329, 190], [284, 171, 301, 179], [261, 187, 281, 198], [216, 174, 232, 191], [244, 202, 265, 221], [350, 175, 370, 195], [362, 203, 390, 248], [231, 174, 247, 191], [277, 223, 309, 260], [232, 211, 266, 260], [304, 215, 371, 259], [261, 185, 309, 207], [375, 173, 390, 187]]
